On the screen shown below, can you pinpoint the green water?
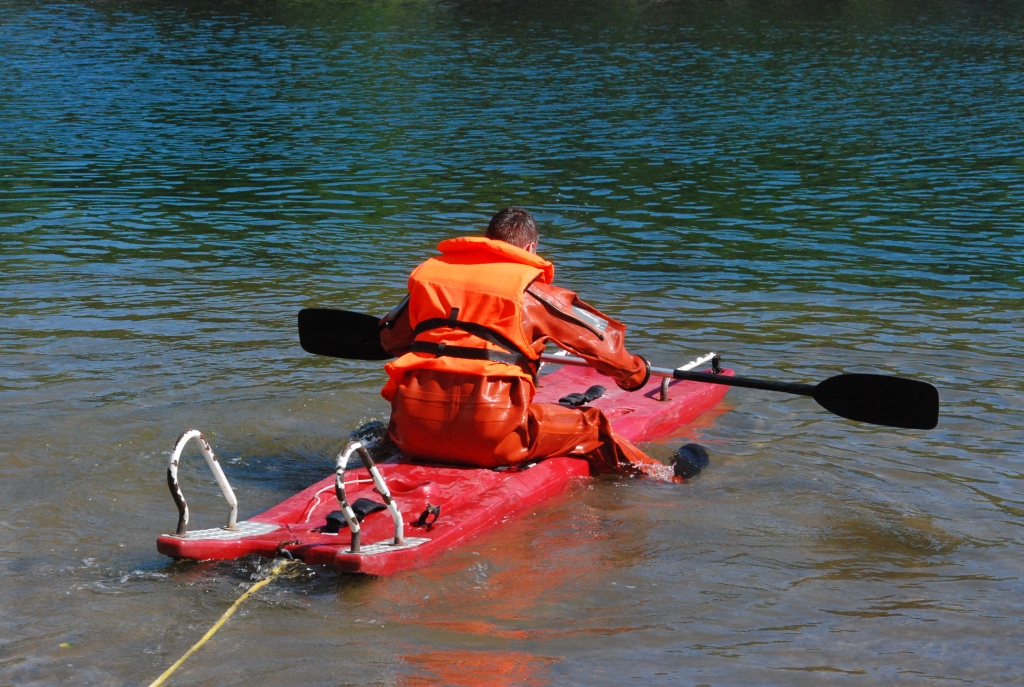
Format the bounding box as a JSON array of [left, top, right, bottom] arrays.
[[2, 1, 1023, 685]]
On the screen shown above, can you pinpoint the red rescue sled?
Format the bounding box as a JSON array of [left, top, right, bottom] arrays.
[[157, 358, 731, 576]]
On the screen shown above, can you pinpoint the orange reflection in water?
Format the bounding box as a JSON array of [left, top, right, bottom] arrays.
[[382, 487, 658, 640], [398, 650, 560, 687], [401, 502, 611, 638], [651, 399, 735, 444], [381, 460, 691, 686]]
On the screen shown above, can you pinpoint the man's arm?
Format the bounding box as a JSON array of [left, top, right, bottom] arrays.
[[522, 282, 650, 391], [379, 285, 650, 390], [379, 295, 415, 357]]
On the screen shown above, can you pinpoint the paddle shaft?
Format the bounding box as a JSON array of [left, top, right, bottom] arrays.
[[297, 308, 940, 429], [540, 353, 816, 396]]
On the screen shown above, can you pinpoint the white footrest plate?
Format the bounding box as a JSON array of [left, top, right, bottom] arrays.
[[349, 537, 429, 556], [167, 520, 281, 540]]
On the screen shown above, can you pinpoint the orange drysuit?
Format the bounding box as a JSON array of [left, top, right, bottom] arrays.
[[379, 236, 663, 476]]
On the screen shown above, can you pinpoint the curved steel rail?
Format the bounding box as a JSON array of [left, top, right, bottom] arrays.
[[335, 441, 405, 553], [167, 430, 238, 536]]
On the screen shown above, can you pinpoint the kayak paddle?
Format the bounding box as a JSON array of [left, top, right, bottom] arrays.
[[540, 352, 938, 431], [298, 308, 392, 361], [297, 308, 940, 430]]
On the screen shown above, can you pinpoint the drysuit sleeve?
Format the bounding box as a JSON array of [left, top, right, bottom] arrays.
[[378, 295, 414, 357], [522, 282, 650, 391]]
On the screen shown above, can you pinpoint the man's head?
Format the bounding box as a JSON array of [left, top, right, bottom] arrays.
[[485, 207, 539, 253]]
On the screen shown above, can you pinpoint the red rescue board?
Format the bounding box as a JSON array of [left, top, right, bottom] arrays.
[[157, 363, 731, 576]]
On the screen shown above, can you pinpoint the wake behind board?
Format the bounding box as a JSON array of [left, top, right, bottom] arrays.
[[157, 359, 732, 576]]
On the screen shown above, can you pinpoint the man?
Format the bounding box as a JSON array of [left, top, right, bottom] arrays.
[[378, 206, 672, 478]]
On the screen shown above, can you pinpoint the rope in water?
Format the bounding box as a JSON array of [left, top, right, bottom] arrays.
[[147, 557, 295, 687]]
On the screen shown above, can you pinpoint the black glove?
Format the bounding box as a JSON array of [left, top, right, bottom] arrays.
[[672, 444, 710, 479]]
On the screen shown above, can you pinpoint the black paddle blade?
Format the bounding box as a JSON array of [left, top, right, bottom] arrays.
[[297, 308, 392, 360], [812, 374, 939, 430]]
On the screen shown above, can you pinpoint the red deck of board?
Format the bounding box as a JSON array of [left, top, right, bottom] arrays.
[[157, 363, 731, 575]]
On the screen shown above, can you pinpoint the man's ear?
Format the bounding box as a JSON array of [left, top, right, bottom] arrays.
[[523, 241, 537, 254]]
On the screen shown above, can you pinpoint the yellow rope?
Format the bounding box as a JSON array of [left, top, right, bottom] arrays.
[[147, 558, 295, 687]]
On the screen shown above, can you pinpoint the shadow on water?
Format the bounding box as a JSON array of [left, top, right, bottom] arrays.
[[803, 501, 968, 585]]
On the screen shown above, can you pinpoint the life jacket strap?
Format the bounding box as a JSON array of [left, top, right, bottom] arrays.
[[409, 341, 537, 376], [412, 318, 532, 359], [411, 315, 539, 379]]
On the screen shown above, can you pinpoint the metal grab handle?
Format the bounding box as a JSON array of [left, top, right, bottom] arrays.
[[335, 441, 405, 553], [167, 430, 238, 536], [538, 350, 718, 401], [334, 443, 364, 553], [659, 352, 719, 401]]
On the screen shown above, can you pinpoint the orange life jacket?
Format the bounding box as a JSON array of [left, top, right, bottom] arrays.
[[380, 236, 555, 401]]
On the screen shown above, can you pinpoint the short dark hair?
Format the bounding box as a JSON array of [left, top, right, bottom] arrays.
[[485, 207, 539, 249]]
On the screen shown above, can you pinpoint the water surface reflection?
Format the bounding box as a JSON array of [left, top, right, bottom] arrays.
[[1, 0, 1022, 685]]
